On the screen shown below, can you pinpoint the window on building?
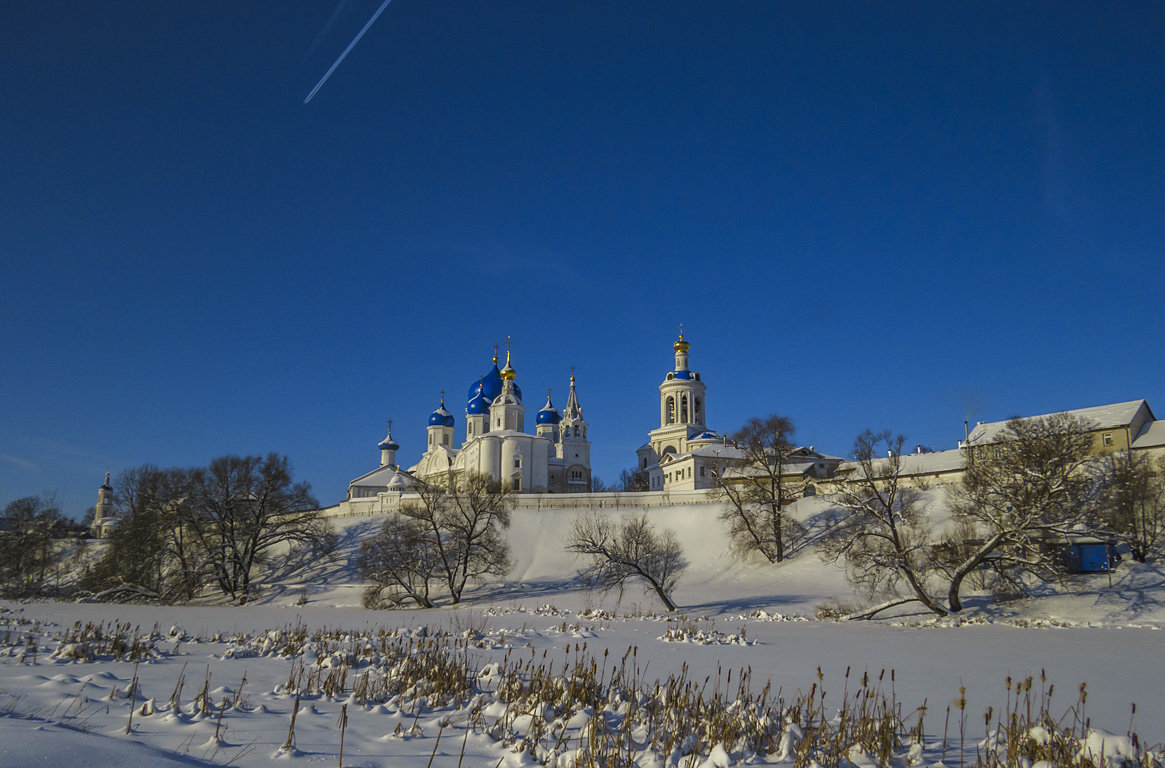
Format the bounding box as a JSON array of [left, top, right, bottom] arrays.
[[700, 466, 705, 477], [443, 434, 449, 445], [1103, 433, 1114, 446], [513, 456, 521, 468]]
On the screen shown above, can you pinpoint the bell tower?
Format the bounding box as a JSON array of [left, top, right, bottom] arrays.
[[558, 369, 591, 490]]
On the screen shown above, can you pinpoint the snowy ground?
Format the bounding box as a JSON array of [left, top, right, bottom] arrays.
[[2, 499, 1164, 766]]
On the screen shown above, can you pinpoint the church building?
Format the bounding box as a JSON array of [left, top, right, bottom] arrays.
[[348, 346, 591, 497], [636, 332, 743, 491]]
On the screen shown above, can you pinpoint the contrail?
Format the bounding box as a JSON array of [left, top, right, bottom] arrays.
[[304, 0, 394, 104], [297, 0, 354, 73]]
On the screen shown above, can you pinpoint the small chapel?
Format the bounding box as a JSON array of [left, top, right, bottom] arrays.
[[348, 345, 591, 497]]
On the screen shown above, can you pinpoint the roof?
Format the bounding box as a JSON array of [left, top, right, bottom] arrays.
[[965, 400, 1151, 446], [1132, 419, 1165, 450], [838, 448, 966, 478], [350, 464, 409, 487]]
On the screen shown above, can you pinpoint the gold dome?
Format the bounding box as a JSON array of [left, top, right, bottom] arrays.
[[673, 334, 690, 352], [500, 348, 516, 380]]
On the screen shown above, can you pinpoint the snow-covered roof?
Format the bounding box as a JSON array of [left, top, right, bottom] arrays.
[[838, 448, 966, 478], [1133, 420, 1165, 450], [965, 400, 1152, 446], [689, 444, 747, 460], [350, 464, 412, 488]]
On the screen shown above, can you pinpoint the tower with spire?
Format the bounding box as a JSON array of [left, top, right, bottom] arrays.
[[557, 369, 591, 491], [489, 343, 525, 432], [636, 328, 732, 491], [90, 472, 116, 538], [378, 421, 399, 467]]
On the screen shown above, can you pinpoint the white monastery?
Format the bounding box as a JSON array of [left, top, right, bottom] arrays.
[[348, 345, 591, 498]]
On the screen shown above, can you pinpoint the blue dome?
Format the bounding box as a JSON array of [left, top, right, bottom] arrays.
[[536, 396, 561, 425], [468, 364, 505, 404], [467, 390, 488, 415], [428, 405, 455, 428], [378, 437, 400, 451], [672, 370, 692, 380]]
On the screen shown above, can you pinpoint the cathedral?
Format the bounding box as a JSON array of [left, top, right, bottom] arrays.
[[348, 346, 591, 497]]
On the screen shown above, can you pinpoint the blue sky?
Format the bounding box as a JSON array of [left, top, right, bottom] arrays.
[[2, 2, 1163, 517]]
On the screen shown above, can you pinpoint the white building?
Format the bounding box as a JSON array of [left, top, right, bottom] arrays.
[[348, 347, 591, 497], [635, 332, 744, 491], [90, 472, 118, 538]]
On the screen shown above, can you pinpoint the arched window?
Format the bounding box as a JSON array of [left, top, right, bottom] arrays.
[[574, 425, 580, 437], [681, 394, 689, 423], [666, 396, 675, 424], [694, 397, 702, 424]]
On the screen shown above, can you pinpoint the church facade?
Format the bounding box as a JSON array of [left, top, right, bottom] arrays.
[[635, 332, 743, 491], [348, 347, 591, 498]]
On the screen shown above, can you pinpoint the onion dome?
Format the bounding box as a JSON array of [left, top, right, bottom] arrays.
[[673, 331, 690, 353], [378, 422, 399, 451], [468, 363, 504, 405], [500, 347, 516, 380], [428, 394, 455, 427], [536, 390, 561, 425], [467, 382, 489, 415]]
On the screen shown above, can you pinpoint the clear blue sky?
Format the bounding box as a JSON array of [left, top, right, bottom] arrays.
[[3, 2, 1163, 517]]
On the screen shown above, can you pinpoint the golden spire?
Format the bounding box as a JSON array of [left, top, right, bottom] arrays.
[[501, 336, 516, 380], [673, 323, 690, 352]]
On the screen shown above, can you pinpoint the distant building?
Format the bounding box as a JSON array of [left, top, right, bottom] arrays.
[[90, 472, 118, 538], [833, 399, 1164, 489], [964, 399, 1158, 459]]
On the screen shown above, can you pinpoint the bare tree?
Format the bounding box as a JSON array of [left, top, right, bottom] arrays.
[[715, 415, 806, 563], [0, 495, 64, 596], [358, 514, 439, 608], [1097, 452, 1165, 563], [403, 471, 514, 604], [186, 454, 328, 604], [83, 466, 207, 603], [945, 413, 1100, 612], [566, 512, 687, 611], [821, 431, 947, 617], [618, 467, 650, 492]]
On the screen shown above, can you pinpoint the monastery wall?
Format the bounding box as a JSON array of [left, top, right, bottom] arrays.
[[321, 488, 718, 519]]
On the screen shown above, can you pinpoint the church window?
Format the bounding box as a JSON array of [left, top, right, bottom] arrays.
[[513, 456, 521, 468], [666, 397, 675, 424], [694, 397, 702, 424], [443, 434, 449, 446], [681, 394, 689, 423], [573, 425, 580, 437], [700, 466, 705, 477]]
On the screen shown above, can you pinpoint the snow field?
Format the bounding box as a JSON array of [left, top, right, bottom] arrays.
[[4, 495, 1165, 766]]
